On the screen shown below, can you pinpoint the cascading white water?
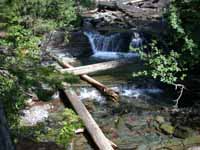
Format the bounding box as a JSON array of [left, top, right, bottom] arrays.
[[84, 31, 141, 60], [84, 32, 123, 52], [77, 85, 163, 103]]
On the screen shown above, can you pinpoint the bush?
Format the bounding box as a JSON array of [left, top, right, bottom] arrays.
[[0, 0, 79, 129], [132, 0, 200, 85]]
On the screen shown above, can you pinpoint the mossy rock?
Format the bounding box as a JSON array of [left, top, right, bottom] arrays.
[[160, 123, 175, 135]]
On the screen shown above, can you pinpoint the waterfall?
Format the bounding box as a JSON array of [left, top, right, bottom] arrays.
[[84, 31, 123, 52], [84, 31, 141, 60]]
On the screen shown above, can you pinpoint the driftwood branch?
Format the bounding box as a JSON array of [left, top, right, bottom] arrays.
[[60, 60, 132, 75], [60, 89, 116, 150], [173, 84, 185, 108], [49, 53, 120, 102]]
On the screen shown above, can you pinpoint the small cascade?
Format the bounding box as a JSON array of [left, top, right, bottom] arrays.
[[84, 31, 123, 52], [130, 32, 143, 48], [84, 31, 143, 60]]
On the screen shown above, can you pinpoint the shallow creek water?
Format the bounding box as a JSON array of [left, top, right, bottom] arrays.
[[43, 49, 180, 149], [17, 31, 200, 150]]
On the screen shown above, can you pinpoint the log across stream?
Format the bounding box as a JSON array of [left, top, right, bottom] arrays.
[[49, 53, 120, 102]]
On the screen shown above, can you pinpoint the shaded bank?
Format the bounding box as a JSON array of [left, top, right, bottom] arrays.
[[0, 102, 14, 150]]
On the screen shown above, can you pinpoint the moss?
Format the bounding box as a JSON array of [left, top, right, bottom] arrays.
[[160, 123, 175, 135]]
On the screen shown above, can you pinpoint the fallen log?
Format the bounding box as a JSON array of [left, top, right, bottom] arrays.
[[60, 60, 132, 75], [49, 53, 119, 102], [60, 89, 116, 150]]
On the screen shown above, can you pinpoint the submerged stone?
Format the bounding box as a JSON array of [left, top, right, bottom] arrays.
[[174, 126, 195, 139], [160, 123, 175, 135]]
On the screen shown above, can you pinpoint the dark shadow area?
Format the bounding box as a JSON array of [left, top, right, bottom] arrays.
[[83, 130, 99, 150], [58, 89, 74, 110], [16, 138, 64, 150]]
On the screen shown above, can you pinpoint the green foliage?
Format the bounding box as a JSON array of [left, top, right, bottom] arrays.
[[0, 0, 79, 129], [56, 109, 83, 146], [132, 41, 186, 84], [131, 0, 200, 85], [167, 0, 200, 66], [35, 109, 83, 147], [4, 0, 77, 28]]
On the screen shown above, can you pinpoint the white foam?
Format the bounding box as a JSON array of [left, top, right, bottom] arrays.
[[91, 51, 139, 60], [77, 88, 105, 102], [77, 85, 163, 102], [121, 88, 162, 98]]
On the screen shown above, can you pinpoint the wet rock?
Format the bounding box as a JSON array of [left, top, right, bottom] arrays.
[[47, 31, 66, 47], [160, 123, 175, 135], [67, 33, 92, 57], [174, 126, 195, 139], [44, 31, 92, 57], [83, 100, 96, 112]]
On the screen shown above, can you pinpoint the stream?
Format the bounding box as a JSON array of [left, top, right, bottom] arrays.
[[17, 30, 200, 150], [68, 30, 174, 150]]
